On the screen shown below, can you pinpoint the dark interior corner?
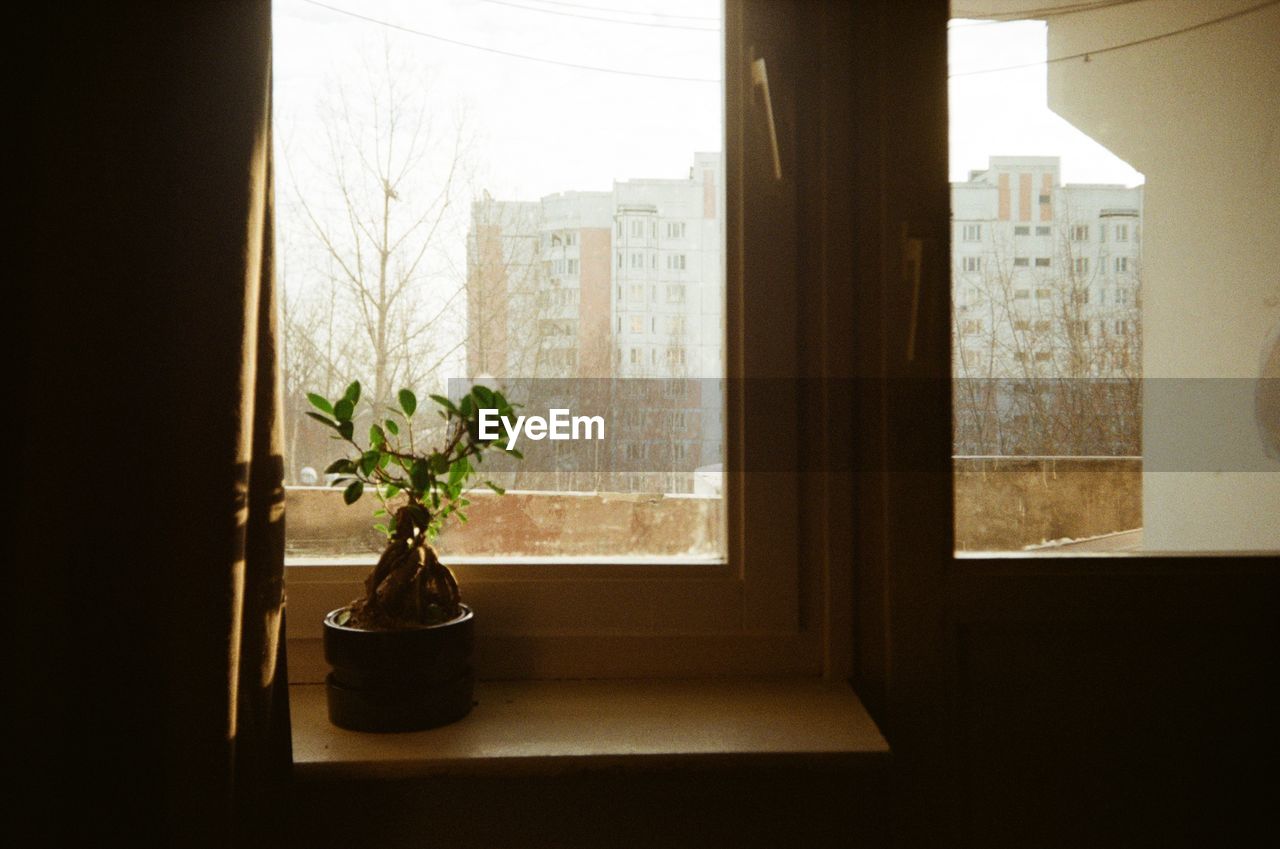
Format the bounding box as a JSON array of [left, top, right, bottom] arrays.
[[19, 1, 1278, 848]]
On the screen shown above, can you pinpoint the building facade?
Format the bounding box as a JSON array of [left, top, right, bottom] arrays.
[[951, 156, 1144, 456], [465, 153, 725, 493]]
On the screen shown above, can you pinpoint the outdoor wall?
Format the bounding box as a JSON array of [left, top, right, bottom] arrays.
[[286, 487, 723, 559], [954, 457, 1141, 550]]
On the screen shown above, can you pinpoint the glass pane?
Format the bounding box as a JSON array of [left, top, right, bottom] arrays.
[[949, 2, 1279, 553], [274, 0, 726, 560]]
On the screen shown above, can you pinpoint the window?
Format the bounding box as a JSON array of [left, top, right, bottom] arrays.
[[962, 223, 982, 241], [1115, 223, 1129, 241], [1035, 287, 1051, 299], [668, 253, 687, 270], [630, 315, 644, 334], [1038, 193, 1051, 204], [1013, 257, 1029, 267], [278, 1, 836, 681], [1035, 226, 1050, 236], [1013, 225, 1030, 236], [1034, 257, 1050, 267], [1073, 257, 1089, 274], [1072, 225, 1089, 241], [962, 256, 982, 273], [1013, 288, 1030, 299]]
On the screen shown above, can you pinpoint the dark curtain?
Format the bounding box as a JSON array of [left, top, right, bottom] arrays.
[[20, 2, 290, 846]]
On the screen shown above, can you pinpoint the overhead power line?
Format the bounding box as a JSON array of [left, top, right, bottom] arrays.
[[496, 0, 720, 22], [478, 0, 720, 31], [299, 0, 720, 82], [950, 0, 1278, 77]]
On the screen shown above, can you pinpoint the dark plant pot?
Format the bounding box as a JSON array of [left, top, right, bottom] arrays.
[[322, 604, 475, 732]]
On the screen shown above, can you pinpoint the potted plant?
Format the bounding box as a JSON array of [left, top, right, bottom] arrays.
[[304, 380, 520, 731]]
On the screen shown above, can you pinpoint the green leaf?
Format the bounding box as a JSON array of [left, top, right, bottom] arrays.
[[456, 511, 469, 523], [507, 447, 524, 460], [409, 458, 431, 493], [337, 421, 354, 441], [306, 411, 337, 430], [381, 484, 401, 499], [398, 389, 417, 416], [471, 385, 494, 408], [385, 419, 400, 436], [429, 394, 459, 414], [360, 450, 380, 476], [373, 523, 389, 535], [459, 394, 474, 417], [324, 458, 355, 474], [369, 423, 386, 447], [484, 481, 506, 495], [343, 480, 363, 505], [373, 508, 387, 517], [307, 393, 334, 415], [448, 457, 470, 486], [335, 609, 351, 626], [334, 398, 354, 423], [343, 381, 361, 406], [431, 453, 450, 474]]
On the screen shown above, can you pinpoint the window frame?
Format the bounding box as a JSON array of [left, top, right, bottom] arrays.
[[283, 0, 833, 682]]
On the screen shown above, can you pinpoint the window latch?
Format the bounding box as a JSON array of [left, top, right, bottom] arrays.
[[750, 53, 783, 181]]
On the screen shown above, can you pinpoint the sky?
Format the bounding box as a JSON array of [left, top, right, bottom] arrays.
[[274, 0, 1144, 200], [271, 0, 1146, 362]]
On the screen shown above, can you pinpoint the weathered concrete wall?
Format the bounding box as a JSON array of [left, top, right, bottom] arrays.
[[285, 487, 723, 559], [954, 457, 1141, 551]]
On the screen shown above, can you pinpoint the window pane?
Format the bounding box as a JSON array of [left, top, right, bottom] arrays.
[[949, 2, 1279, 553], [274, 0, 725, 560]]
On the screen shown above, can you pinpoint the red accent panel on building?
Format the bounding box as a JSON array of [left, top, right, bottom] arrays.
[[1018, 173, 1032, 222], [577, 227, 612, 377], [998, 173, 1010, 220], [703, 169, 716, 219], [466, 223, 508, 377]]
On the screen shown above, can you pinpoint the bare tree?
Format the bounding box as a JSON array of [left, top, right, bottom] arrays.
[[953, 211, 1142, 457], [288, 42, 472, 412]]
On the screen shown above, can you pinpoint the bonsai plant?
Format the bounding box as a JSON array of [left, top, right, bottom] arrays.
[[304, 380, 521, 731]]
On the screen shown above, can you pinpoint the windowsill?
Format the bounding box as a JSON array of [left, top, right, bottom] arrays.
[[291, 677, 889, 781]]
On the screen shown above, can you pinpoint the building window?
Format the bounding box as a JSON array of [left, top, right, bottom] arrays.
[[1038, 193, 1051, 204], [630, 315, 644, 334], [1035, 287, 1051, 299], [1013, 225, 1030, 236], [1034, 350, 1052, 362], [666, 221, 686, 239], [1034, 257, 1050, 267], [1071, 225, 1089, 241], [962, 223, 982, 241], [1115, 256, 1132, 273], [668, 253, 688, 271], [1013, 289, 1031, 299], [1013, 257, 1029, 267], [1035, 226, 1050, 236], [1073, 257, 1089, 274], [962, 256, 982, 273], [666, 284, 686, 303], [1115, 223, 1130, 242]]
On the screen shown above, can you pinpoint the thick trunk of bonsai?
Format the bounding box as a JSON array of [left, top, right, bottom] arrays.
[[345, 505, 462, 630]]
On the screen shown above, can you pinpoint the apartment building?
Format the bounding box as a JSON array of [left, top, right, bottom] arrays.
[[952, 156, 1144, 455]]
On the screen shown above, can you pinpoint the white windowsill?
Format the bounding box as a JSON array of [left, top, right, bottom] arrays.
[[291, 677, 888, 781]]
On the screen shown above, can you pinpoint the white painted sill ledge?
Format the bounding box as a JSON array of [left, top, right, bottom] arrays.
[[291, 677, 889, 781]]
